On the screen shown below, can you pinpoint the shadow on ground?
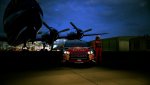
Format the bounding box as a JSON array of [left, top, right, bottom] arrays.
[[0, 51, 150, 73]]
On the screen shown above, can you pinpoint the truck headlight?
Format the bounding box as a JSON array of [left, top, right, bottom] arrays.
[[88, 51, 93, 54], [64, 51, 70, 55]]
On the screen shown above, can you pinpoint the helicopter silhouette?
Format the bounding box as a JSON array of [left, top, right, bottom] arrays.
[[59, 22, 108, 40], [2, 0, 69, 50]]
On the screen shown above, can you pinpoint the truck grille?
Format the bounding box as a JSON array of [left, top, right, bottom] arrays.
[[70, 52, 89, 60]]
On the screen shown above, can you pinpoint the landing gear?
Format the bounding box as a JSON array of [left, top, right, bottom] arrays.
[[22, 43, 29, 51]]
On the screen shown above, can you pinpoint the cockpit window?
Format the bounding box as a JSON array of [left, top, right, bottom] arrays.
[[64, 40, 88, 47]]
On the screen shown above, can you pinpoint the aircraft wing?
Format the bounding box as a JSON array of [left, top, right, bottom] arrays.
[[83, 33, 108, 36], [33, 37, 43, 41], [57, 36, 68, 39]]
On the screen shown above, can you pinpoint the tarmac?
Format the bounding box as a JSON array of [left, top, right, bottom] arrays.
[[1, 66, 150, 85]]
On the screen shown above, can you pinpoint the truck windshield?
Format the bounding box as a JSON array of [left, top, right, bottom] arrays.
[[64, 40, 88, 47]]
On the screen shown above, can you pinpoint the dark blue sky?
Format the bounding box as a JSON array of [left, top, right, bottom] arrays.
[[0, 0, 150, 41]]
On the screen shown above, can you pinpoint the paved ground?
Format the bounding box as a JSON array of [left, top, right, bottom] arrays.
[[1, 66, 150, 85]]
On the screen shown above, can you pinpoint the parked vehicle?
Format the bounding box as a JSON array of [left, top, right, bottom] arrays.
[[62, 40, 95, 64]]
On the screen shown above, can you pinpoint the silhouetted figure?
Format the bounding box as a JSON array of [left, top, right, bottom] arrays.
[[92, 36, 102, 65]]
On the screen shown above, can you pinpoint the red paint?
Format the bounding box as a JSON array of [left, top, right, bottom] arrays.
[[92, 36, 102, 64]]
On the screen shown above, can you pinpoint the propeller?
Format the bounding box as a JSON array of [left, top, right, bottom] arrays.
[[70, 22, 92, 33], [70, 22, 94, 39], [42, 21, 69, 51], [83, 28, 92, 33], [43, 21, 53, 31], [68, 22, 109, 40], [58, 28, 70, 33], [70, 22, 78, 30]]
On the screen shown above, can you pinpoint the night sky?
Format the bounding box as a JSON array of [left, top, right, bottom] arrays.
[[0, 0, 150, 41]]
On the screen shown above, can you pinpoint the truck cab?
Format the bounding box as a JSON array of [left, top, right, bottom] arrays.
[[62, 40, 95, 64]]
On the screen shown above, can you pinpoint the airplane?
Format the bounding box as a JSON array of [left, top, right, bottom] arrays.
[[34, 23, 70, 50], [59, 22, 108, 40], [2, 0, 69, 50], [34, 22, 108, 50]]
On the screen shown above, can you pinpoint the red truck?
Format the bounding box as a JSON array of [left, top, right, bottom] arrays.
[[62, 40, 95, 64]]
